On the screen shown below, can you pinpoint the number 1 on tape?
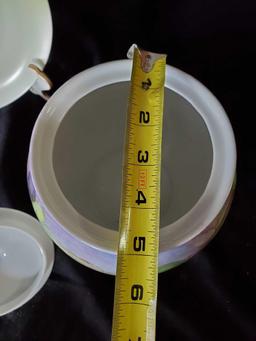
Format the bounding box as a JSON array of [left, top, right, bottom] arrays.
[[111, 45, 166, 341]]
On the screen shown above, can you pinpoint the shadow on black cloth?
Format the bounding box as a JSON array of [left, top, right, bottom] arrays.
[[1, 0, 256, 340]]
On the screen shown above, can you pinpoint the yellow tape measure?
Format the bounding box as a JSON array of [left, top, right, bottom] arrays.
[[111, 45, 166, 341]]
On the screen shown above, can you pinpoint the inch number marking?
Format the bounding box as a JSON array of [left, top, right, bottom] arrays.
[[133, 237, 146, 251], [136, 190, 147, 205], [139, 111, 150, 124], [131, 285, 144, 300], [138, 150, 149, 163]]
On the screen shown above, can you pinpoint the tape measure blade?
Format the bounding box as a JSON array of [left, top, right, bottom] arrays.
[[112, 46, 166, 341]]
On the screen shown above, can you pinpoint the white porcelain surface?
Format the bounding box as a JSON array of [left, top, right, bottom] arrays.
[[0, 208, 54, 316], [0, 0, 52, 108], [28, 60, 236, 274], [53, 84, 213, 230]]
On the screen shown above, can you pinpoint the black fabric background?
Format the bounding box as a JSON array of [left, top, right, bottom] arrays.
[[1, 0, 256, 340]]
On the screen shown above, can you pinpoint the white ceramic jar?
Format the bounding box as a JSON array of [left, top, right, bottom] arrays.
[[27, 60, 236, 274]]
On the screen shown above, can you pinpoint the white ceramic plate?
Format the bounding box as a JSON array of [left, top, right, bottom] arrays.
[[0, 208, 54, 316], [0, 0, 52, 108]]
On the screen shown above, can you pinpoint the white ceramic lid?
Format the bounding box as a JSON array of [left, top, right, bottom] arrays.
[[0, 208, 54, 316], [0, 0, 52, 108]]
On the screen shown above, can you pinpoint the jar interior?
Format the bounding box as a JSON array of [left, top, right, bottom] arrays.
[[53, 82, 213, 231]]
